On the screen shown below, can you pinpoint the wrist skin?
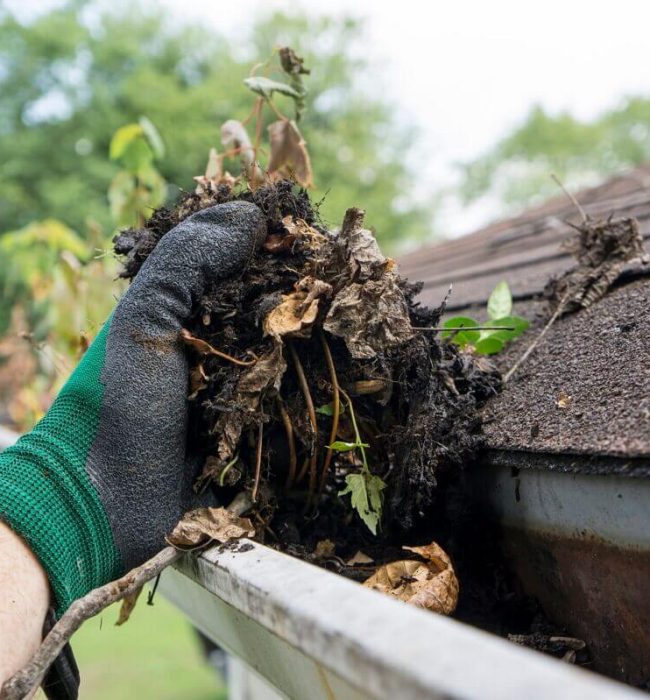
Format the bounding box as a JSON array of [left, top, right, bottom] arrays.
[[0, 520, 50, 691]]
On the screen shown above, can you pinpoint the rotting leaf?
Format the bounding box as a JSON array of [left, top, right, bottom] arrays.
[[116, 587, 143, 626], [221, 119, 265, 186], [324, 209, 414, 359], [346, 551, 374, 566], [557, 390, 572, 409], [267, 119, 313, 188], [313, 539, 336, 559], [166, 507, 255, 550], [363, 541, 459, 615], [264, 276, 332, 340]]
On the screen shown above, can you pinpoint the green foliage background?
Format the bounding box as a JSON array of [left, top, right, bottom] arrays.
[[0, 1, 431, 247], [461, 100, 650, 210]]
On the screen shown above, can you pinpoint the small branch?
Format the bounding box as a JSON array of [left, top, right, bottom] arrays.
[[551, 173, 587, 224], [412, 326, 515, 332], [180, 329, 257, 367], [0, 547, 182, 700], [277, 396, 297, 490], [504, 297, 567, 383], [319, 330, 340, 494], [251, 421, 264, 503]]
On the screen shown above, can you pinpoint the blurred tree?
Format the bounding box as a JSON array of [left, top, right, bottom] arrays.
[[0, 1, 432, 247], [460, 99, 650, 210]]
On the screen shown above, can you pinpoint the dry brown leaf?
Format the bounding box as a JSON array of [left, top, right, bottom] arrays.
[[212, 342, 287, 464], [363, 541, 458, 615], [188, 363, 208, 399], [267, 119, 313, 188], [116, 587, 143, 626], [166, 507, 255, 550], [264, 292, 320, 339], [313, 539, 336, 559], [221, 119, 265, 186], [557, 390, 572, 409], [347, 551, 374, 566], [264, 277, 332, 340]]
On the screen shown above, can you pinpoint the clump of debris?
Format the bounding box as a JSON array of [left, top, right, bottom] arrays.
[[115, 180, 501, 558]]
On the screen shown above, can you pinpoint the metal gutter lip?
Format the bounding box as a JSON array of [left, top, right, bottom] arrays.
[[160, 540, 644, 700]]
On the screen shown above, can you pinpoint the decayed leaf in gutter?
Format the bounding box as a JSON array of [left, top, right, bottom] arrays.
[[363, 541, 459, 615], [264, 276, 332, 340], [267, 119, 313, 188], [166, 507, 255, 549], [221, 119, 265, 186]]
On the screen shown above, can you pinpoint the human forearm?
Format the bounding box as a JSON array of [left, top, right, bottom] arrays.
[[0, 521, 50, 688]]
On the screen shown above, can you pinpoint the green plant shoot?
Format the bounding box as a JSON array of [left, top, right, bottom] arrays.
[[330, 391, 386, 534], [441, 281, 529, 355]]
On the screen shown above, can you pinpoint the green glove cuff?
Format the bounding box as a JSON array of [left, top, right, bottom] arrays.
[[0, 319, 122, 615]]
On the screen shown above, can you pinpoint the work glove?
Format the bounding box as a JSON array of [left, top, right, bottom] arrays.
[[0, 200, 265, 613]]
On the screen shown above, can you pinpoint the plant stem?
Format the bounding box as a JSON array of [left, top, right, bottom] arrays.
[[277, 395, 297, 489], [251, 421, 264, 503], [319, 330, 340, 493], [219, 454, 239, 487], [288, 341, 318, 495], [340, 389, 369, 472]]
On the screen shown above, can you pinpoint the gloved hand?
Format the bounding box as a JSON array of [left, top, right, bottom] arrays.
[[0, 201, 266, 617]]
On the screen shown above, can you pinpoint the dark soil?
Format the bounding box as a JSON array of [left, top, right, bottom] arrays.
[[115, 180, 500, 548]]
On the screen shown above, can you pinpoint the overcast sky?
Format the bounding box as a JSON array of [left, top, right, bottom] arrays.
[[11, 0, 650, 236]]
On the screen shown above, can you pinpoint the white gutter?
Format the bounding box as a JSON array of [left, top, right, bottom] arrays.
[[160, 541, 643, 700]]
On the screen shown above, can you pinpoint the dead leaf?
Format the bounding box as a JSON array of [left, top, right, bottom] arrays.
[[267, 119, 313, 188], [264, 277, 332, 340], [324, 209, 414, 359], [188, 363, 208, 399], [363, 541, 458, 615], [313, 539, 336, 559], [557, 391, 572, 409], [221, 119, 265, 186], [116, 587, 143, 626], [324, 278, 414, 359], [212, 342, 287, 463], [346, 551, 374, 566], [166, 507, 255, 550]]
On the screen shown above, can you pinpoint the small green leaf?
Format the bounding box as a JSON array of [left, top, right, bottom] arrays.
[[487, 281, 512, 320], [316, 402, 345, 417], [482, 315, 530, 342], [139, 116, 165, 159], [339, 471, 386, 535], [109, 123, 144, 160], [243, 76, 301, 100], [441, 316, 481, 347], [328, 440, 369, 452], [474, 336, 504, 355]]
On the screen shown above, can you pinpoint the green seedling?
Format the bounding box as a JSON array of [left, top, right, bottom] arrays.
[[329, 391, 386, 535], [441, 281, 529, 355]]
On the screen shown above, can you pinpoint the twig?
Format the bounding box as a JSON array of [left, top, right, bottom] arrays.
[[0, 547, 182, 700], [277, 396, 298, 489], [180, 329, 257, 367], [504, 296, 567, 383], [411, 326, 515, 332], [319, 330, 340, 494], [251, 421, 264, 503], [288, 342, 318, 494], [551, 173, 588, 224]]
